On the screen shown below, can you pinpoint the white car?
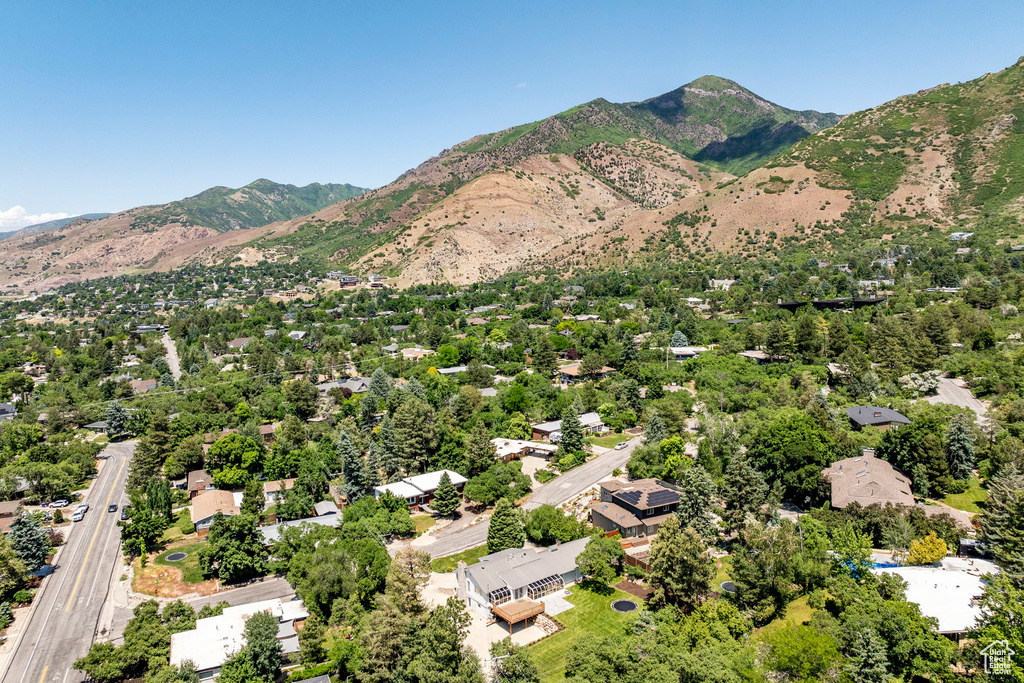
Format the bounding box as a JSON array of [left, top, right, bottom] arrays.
[[71, 510, 85, 522], [615, 441, 629, 450], [75, 503, 89, 513]]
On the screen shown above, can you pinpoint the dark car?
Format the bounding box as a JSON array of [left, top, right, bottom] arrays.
[[107, 504, 118, 513], [120, 508, 130, 521]]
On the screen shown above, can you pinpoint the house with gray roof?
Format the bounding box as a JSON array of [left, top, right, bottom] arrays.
[[461, 537, 589, 616], [845, 406, 911, 430]]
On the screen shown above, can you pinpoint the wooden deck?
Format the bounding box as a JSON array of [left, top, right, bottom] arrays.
[[492, 598, 545, 625]]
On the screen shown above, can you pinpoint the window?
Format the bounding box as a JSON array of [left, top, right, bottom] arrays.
[[489, 586, 511, 606], [527, 574, 564, 600]]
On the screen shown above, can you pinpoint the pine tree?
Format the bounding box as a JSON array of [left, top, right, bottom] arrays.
[[721, 451, 768, 533], [644, 411, 666, 446], [981, 464, 1024, 583], [559, 406, 585, 454], [431, 472, 461, 517], [337, 430, 366, 504], [764, 320, 792, 358], [10, 513, 49, 571], [945, 412, 976, 480], [676, 465, 717, 539], [106, 400, 129, 436], [532, 336, 557, 378], [377, 414, 402, 475], [365, 440, 382, 488], [464, 422, 497, 477], [369, 367, 393, 400], [648, 515, 714, 610], [670, 330, 688, 347], [358, 394, 378, 434], [487, 498, 525, 553], [844, 628, 889, 683]]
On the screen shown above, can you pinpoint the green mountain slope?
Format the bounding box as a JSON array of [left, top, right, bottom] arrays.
[[131, 179, 368, 232]]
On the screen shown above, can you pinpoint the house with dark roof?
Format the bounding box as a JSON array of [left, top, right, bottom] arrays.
[[0, 403, 16, 421], [531, 412, 605, 441], [186, 469, 215, 500], [590, 479, 679, 538], [845, 406, 911, 430]]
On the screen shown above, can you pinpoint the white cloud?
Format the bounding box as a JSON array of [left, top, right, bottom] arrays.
[[517, 82, 527, 89], [0, 206, 73, 231]]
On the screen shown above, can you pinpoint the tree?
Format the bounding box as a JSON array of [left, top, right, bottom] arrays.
[[506, 412, 532, 440], [464, 421, 497, 477], [670, 330, 688, 347], [524, 505, 587, 546], [648, 515, 714, 610], [241, 479, 265, 518], [197, 513, 266, 583], [298, 612, 326, 665], [490, 637, 540, 683], [503, 384, 530, 414], [282, 379, 318, 421], [945, 412, 975, 480], [720, 450, 768, 533], [644, 411, 666, 446], [730, 521, 799, 625], [337, 430, 367, 504], [9, 513, 49, 571], [532, 336, 557, 378], [393, 397, 436, 473], [0, 535, 27, 597], [881, 514, 916, 566], [487, 498, 525, 553], [747, 411, 837, 503], [431, 472, 461, 517], [676, 465, 717, 539], [831, 521, 873, 578], [966, 574, 1024, 681], [981, 464, 1024, 582], [242, 610, 283, 681], [845, 627, 890, 683], [793, 315, 821, 360], [907, 531, 947, 565], [559, 405, 585, 454], [764, 320, 791, 357], [463, 462, 532, 507], [377, 413, 402, 475], [765, 625, 841, 683], [386, 548, 431, 612], [576, 536, 624, 585], [406, 597, 483, 683], [206, 433, 263, 487], [106, 400, 129, 436], [369, 367, 393, 400]]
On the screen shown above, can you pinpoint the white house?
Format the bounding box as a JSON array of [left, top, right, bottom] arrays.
[[373, 469, 467, 511]]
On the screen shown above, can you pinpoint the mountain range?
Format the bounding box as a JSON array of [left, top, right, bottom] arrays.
[[0, 214, 112, 242], [2, 58, 1022, 290]]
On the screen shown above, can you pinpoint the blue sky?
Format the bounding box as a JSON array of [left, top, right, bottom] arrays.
[[2, 0, 1023, 227]]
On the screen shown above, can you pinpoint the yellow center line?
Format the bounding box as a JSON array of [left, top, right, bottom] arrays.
[[64, 454, 127, 612], [36, 665, 48, 683]]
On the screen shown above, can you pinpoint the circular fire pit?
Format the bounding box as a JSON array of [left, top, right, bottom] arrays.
[[165, 552, 188, 562], [611, 599, 639, 613]]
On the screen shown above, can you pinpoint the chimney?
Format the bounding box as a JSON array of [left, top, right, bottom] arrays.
[[456, 561, 467, 602]]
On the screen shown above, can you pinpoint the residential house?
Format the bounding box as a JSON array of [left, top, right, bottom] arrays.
[[738, 349, 787, 364], [667, 346, 709, 362], [401, 346, 436, 362], [258, 515, 343, 545], [589, 479, 680, 538], [373, 469, 468, 510], [170, 598, 308, 678], [130, 378, 157, 395], [313, 500, 340, 516], [0, 403, 16, 421], [203, 298, 218, 309], [263, 478, 297, 507], [845, 406, 911, 430], [531, 412, 605, 442], [491, 438, 559, 463], [557, 363, 615, 385], [257, 423, 278, 444], [226, 337, 251, 350], [0, 500, 19, 534], [186, 469, 215, 500], [190, 490, 240, 535], [287, 331, 307, 341], [461, 537, 589, 619]]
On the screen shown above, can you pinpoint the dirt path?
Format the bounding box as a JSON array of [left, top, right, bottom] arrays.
[[161, 333, 182, 380]]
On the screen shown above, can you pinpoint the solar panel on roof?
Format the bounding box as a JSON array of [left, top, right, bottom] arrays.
[[647, 491, 678, 505], [617, 490, 643, 505]]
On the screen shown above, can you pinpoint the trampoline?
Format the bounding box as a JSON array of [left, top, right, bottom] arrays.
[[719, 581, 738, 595], [611, 599, 639, 613], [165, 552, 188, 562]]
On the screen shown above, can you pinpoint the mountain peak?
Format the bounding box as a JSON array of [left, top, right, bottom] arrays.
[[682, 75, 749, 93]]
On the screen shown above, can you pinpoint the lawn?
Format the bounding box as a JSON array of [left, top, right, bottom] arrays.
[[585, 434, 630, 449], [712, 555, 732, 589], [943, 475, 987, 513], [530, 581, 639, 682], [412, 514, 436, 535], [753, 595, 814, 643], [430, 545, 490, 573], [154, 541, 207, 584]]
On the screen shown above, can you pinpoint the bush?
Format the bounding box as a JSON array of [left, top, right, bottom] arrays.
[[943, 479, 969, 495], [286, 662, 335, 682], [179, 516, 196, 536], [0, 602, 12, 630], [12, 590, 33, 605], [52, 510, 64, 524], [535, 469, 558, 484]]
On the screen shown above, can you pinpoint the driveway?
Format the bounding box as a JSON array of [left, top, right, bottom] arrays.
[[417, 435, 641, 558], [924, 377, 990, 427], [161, 333, 182, 380]]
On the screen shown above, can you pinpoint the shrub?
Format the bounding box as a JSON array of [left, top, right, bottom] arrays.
[[535, 469, 558, 484], [52, 510, 64, 524], [179, 516, 196, 536], [12, 590, 33, 605], [286, 662, 334, 682], [0, 602, 12, 630]]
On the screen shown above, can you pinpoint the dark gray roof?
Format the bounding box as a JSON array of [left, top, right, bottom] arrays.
[[845, 406, 911, 427]]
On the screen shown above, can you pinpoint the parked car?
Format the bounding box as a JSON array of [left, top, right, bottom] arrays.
[[50, 500, 69, 508], [614, 441, 629, 450], [75, 503, 89, 513], [120, 508, 130, 521], [71, 511, 84, 522], [107, 504, 118, 513]]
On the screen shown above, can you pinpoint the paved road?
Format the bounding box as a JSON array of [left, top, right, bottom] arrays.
[[422, 436, 640, 558], [187, 576, 295, 611], [161, 333, 182, 381], [2, 441, 134, 683]]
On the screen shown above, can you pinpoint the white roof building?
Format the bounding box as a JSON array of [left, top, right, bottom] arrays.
[[872, 556, 998, 634], [373, 469, 468, 508], [169, 598, 308, 675]]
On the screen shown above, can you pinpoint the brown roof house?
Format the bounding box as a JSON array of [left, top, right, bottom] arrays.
[[187, 469, 216, 500], [822, 454, 974, 529], [130, 378, 158, 395], [190, 490, 240, 535], [0, 500, 20, 534], [263, 478, 297, 507], [590, 479, 679, 538]]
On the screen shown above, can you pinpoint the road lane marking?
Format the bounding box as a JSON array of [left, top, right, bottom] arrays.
[[36, 666, 47, 683], [65, 454, 127, 612]]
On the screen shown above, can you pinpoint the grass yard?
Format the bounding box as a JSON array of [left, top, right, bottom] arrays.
[[713, 555, 732, 588], [430, 545, 490, 573], [586, 433, 630, 449], [943, 475, 987, 513], [412, 515, 436, 535], [531, 581, 639, 682], [154, 541, 207, 584], [753, 595, 814, 643]]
